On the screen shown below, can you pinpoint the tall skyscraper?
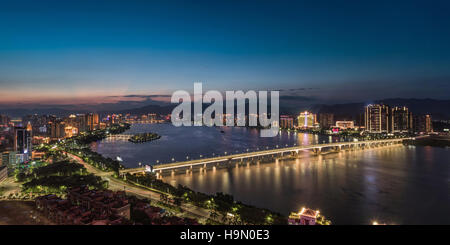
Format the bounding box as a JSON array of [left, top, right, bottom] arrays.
[[365, 104, 390, 133], [14, 123, 32, 161]]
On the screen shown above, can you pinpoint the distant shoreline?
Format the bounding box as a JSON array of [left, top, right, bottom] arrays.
[[404, 136, 450, 147]]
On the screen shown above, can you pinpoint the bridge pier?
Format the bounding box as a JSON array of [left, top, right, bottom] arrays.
[[313, 147, 322, 155]]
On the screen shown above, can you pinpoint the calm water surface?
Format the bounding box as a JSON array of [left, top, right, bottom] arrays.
[[91, 123, 349, 167], [92, 124, 450, 224]]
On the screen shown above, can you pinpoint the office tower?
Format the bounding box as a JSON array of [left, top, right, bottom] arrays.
[[318, 113, 334, 129], [297, 111, 317, 128], [365, 104, 390, 133], [14, 124, 32, 161]]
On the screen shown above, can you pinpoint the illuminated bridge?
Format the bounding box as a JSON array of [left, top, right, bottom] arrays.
[[119, 137, 411, 176]]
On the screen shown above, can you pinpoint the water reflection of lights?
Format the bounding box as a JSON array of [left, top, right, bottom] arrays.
[[163, 145, 448, 224]]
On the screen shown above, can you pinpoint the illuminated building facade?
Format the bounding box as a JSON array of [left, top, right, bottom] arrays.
[[414, 114, 433, 133], [280, 115, 294, 128], [14, 123, 32, 161], [288, 208, 319, 225], [391, 106, 413, 133], [365, 104, 390, 133], [64, 126, 79, 138], [297, 111, 317, 128], [335, 121, 355, 129], [87, 113, 99, 131], [1, 151, 17, 166], [49, 121, 66, 139], [76, 114, 87, 132]]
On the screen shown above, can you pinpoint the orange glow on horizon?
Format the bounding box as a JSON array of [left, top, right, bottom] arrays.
[[0, 91, 172, 105]]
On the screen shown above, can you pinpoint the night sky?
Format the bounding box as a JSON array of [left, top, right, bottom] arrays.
[[1, 0, 450, 107]]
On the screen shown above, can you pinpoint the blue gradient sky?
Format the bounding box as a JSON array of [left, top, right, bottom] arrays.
[[1, 0, 450, 105]]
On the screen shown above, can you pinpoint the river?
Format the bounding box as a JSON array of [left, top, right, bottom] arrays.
[[91, 123, 450, 224]]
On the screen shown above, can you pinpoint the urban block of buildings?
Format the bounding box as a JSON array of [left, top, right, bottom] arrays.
[[365, 104, 432, 134], [277, 103, 433, 136], [35, 186, 131, 225]]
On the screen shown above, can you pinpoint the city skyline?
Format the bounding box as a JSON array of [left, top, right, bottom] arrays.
[[1, 0, 450, 107], [1, 0, 450, 232]]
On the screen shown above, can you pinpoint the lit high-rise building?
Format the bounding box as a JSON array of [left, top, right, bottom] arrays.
[[280, 115, 294, 129], [49, 121, 66, 139], [14, 123, 32, 161], [414, 114, 433, 133], [75, 114, 87, 132], [365, 104, 390, 133], [297, 111, 317, 128], [87, 113, 99, 131], [391, 106, 412, 133]]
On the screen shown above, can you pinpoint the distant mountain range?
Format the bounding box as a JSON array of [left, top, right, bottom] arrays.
[[1, 98, 449, 120]]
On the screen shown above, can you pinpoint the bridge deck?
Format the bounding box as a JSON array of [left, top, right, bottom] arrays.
[[120, 137, 409, 174]]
